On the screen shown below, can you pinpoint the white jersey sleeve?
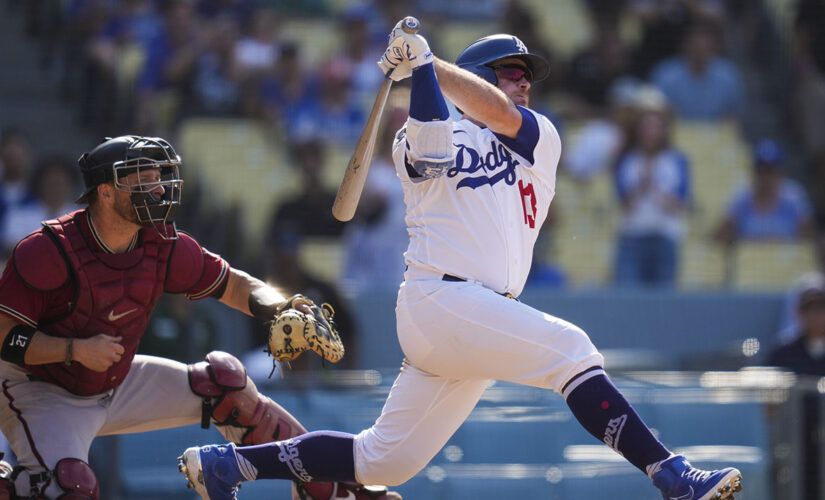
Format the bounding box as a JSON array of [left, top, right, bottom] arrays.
[[393, 107, 562, 296]]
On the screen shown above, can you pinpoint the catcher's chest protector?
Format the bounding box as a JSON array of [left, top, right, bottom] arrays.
[[25, 212, 173, 396]]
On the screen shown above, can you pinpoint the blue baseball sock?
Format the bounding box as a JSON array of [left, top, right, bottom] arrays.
[[564, 374, 670, 473], [235, 431, 355, 482]]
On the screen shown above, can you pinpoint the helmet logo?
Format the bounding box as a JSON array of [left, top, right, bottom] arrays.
[[514, 37, 527, 54]]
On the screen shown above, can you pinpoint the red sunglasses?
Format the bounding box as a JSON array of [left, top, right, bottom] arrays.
[[493, 64, 533, 83]]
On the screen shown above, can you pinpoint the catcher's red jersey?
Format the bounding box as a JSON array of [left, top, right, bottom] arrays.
[[0, 209, 229, 395]]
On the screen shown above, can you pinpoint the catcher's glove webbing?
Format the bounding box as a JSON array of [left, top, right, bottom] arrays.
[[267, 294, 345, 368]]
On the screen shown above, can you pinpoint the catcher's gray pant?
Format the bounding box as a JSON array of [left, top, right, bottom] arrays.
[[353, 270, 604, 486], [0, 355, 201, 498]]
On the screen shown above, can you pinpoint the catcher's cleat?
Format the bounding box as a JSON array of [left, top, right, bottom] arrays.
[[652, 455, 742, 500], [296, 481, 403, 500], [178, 444, 243, 500]]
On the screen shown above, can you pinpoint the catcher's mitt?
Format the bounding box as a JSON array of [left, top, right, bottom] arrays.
[[267, 294, 345, 365]]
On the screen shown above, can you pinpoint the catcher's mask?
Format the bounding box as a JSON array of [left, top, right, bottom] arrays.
[[76, 135, 183, 240]]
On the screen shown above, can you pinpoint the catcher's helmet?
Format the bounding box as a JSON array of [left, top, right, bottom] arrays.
[[455, 34, 550, 85], [76, 135, 183, 239]]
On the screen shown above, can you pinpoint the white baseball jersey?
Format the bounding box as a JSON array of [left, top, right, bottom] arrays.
[[353, 106, 602, 487], [392, 107, 561, 297]]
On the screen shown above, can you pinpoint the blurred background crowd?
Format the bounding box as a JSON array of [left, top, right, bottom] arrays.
[[0, 0, 822, 367], [2, 0, 825, 498]]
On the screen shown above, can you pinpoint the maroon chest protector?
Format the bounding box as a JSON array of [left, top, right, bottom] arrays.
[[25, 212, 174, 396]]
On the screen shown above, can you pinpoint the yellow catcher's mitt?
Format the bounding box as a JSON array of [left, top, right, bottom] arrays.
[[267, 294, 344, 364]]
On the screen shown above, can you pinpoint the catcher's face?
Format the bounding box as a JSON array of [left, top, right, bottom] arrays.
[[112, 169, 165, 226]]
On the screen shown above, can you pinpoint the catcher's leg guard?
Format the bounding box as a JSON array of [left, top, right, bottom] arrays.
[[0, 459, 96, 500], [188, 351, 307, 445], [53, 459, 99, 499]]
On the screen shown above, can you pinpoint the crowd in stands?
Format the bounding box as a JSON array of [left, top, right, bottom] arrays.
[[2, 0, 825, 365]]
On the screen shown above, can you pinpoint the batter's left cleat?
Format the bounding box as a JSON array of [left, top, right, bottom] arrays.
[[296, 481, 403, 500], [652, 455, 742, 500], [178, 443, 243, 500]]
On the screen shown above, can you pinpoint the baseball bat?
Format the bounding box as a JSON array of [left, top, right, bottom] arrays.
[[332, 16, 420, 222]]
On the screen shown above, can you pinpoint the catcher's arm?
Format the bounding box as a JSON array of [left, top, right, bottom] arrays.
[[218, 267, 311, 318], [218, 268, 344, 367]]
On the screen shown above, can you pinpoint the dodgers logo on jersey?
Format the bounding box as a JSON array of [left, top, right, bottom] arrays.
[[448, 139, 518, 190]]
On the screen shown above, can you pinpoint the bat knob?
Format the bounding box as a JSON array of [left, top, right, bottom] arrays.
[[401, 16, 420, 34]]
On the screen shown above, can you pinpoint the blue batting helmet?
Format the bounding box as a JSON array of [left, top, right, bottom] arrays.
[[455, 34, 550, 85]]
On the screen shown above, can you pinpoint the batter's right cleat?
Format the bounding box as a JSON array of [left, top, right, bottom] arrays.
[[652, 455, 742, 500], [178, 443, 243, 500], [296, 481, 403, 500]]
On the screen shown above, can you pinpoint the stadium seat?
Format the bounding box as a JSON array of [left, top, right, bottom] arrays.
[[672, 121, 750, 235], [731, 242, 819, 291], [550, 172, 619, 287], [177, 118, 299, 238], [678, 237, 727, 289]]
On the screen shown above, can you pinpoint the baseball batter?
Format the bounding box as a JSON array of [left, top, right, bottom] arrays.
[[0, 135, 397, 500], [179, 22, 743, 500]]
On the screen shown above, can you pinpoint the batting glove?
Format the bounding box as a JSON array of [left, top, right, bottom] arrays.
[[377, 19, 432, 81], [378, 46, 413, 81]]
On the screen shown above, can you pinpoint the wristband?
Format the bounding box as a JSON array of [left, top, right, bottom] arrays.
[[64, 338, 73, 366], [1, 325, 36, 365]]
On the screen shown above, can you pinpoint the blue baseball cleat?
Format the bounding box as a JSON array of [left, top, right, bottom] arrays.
[[178, 443, 243, 500], [652, 455, 742, 500]]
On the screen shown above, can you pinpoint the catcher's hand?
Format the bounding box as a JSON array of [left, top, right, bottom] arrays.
[[267, 294, 345, 365]]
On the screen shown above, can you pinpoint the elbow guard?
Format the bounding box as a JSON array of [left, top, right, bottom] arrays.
[[405, 118, 455, 179]]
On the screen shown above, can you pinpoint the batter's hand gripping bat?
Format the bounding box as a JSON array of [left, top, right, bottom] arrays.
[[332, 16, 420, 222]]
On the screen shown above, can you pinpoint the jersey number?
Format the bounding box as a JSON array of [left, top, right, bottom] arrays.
[[519, 180, 537, 228]]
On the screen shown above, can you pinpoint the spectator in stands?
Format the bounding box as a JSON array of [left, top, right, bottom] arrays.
[[613, 87, 690, 287], [337, 4, 385, 104], [564, 2, 631, 119], [791, 0, 825, 165], [265, 136, 344, 242], [1, 156, 78, 256], [134, 0, 201, 134], [766, 275, 825, 500], [563, 77, 641, 181], [258, 41, 314, 130], [84, 0, 163, 133], [232, 7, 280, 102], [714, 139, 813, 246], [778, 271, 825, 345], [0, 129, 37, 255], [187, 15, 242, 117], [627, 0, 725, 78], [288, 58, 366, 146], [650, 22, 744, 122], [341, 101, 409, 294]]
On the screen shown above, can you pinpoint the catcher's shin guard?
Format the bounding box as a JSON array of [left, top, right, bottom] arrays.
[[188, 351, 307, 445]]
